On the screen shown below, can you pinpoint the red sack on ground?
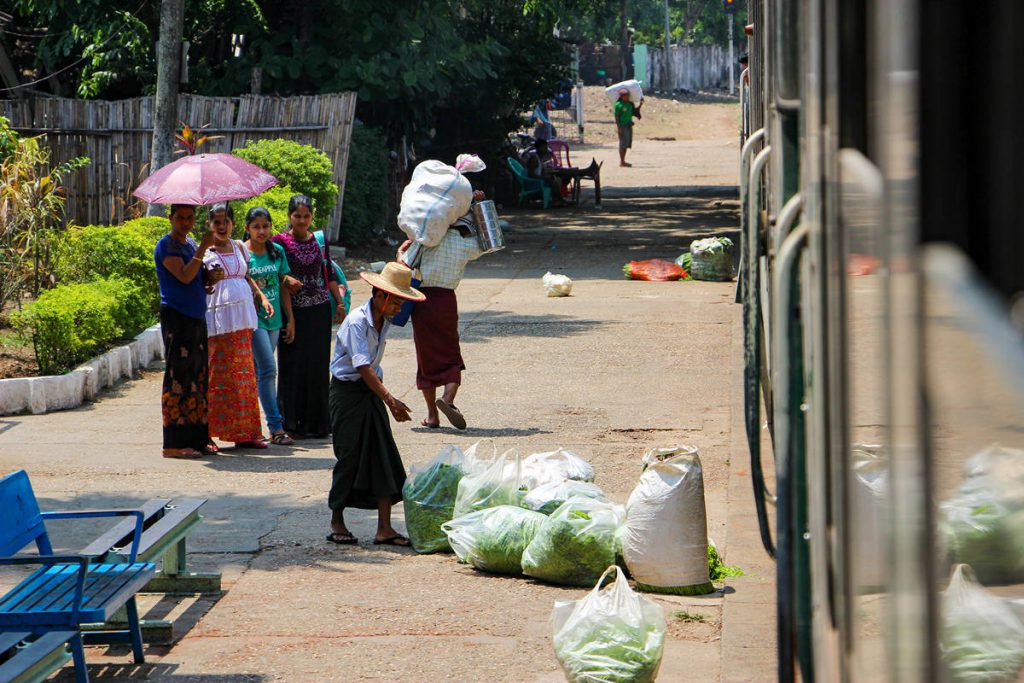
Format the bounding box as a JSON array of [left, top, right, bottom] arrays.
[[623, 259, 689, 281]]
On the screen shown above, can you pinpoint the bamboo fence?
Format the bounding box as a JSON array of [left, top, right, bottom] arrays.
[[0, 92, 358, 240]]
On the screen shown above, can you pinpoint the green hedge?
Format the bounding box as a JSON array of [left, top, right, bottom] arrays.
[[53, 224, 161, 313], [233, 139, 337, 223], [122, 216, 171, 244], [12, 276, 153, 375], [339, 124, 388, 246], [230, 184, 294, 239]]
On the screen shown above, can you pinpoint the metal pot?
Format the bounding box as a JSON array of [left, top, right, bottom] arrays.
[[471, 200, 504, 253]]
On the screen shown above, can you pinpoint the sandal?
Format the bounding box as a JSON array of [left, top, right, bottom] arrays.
[[270, 432, 294, 445], [373, 534, 411, 547], [235, 439, 269, 449], [162, 448, 202, 459], [420, 419, 440, 429], [204, 441, 220, 454], [435, 398, 467, 430], [326, 531, 358, 545]]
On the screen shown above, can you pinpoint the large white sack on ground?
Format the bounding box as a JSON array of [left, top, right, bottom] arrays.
[[605, 79, 644, 105], [622, 450, 712, 594], [397, 155, 485, 247], [522, 448, 596, 488]]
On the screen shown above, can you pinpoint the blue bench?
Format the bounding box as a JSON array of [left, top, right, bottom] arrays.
[[0, 470, 156, 683], [0, 630, 76, 683]]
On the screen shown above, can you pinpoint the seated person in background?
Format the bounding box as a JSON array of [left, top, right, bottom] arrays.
[[521, 139, 564, 203]]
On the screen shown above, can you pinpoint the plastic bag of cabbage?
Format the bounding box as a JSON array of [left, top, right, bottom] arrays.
[[442, 505, 547, 575], [940, 445, 1024, 584], [453, 450, 524, 517], [402, 445, 475, 554], [522, 497, 626, 587], [522, 448, 596, 488], [552, 565, 666, 683], [941, 563, 1024, 683], [522, 480, 608, 516]]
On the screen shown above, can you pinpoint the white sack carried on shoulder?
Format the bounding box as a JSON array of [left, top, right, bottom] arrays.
[[623, 451, 713, 594], [605, 79, 644, 106], [542, 272, 573, 297], [522, 448, 596, 488], [397, 155, 486, 247]]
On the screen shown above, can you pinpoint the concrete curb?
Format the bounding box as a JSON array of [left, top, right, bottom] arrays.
[[0, 323, 164, 416]]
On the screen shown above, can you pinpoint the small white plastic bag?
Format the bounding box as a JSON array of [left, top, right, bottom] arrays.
[[941, 563, 1024, 683], [522, 448, 596, 488], [551, 565, 666, 683], [543, 272, 573, 297]]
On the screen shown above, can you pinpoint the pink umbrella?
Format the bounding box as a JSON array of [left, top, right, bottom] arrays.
[[133, 153, 278, 205]]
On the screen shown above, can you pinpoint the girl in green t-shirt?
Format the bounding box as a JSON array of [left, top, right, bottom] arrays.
[[244, 207, 295, 445]]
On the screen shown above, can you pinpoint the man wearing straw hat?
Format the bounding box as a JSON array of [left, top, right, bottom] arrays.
[[326, 262, 426, 547]]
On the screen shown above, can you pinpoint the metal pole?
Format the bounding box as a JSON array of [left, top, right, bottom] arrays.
[[729, 13, 735, 95], [662, 0, 673, 92]]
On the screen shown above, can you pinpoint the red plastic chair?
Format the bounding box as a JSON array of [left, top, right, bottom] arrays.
[[548, 139, 572, 169]]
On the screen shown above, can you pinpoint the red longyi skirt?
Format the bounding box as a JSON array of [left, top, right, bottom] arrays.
[[411, 287, 465, 390], [208, 329, 263, 443]]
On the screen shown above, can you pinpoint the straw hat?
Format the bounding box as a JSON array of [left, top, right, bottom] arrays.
[[359, 262, 426, 302]]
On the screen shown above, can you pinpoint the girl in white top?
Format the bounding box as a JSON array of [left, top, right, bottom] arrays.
[[203, 202, 273, 449]]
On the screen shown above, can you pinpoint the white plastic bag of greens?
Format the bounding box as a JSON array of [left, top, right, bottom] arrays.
[[941, 563, 1024, 683], [941, 445, 1024, 584], [453, 450, 524, 518], [688, 236, 735, 281], [442, 505, 547, 575], [849, 444, 889, 591], [552, 565, 666, 683], [522, 497, 626, 587], [522, 480, 608, 516], [523, 448, 596, 488], [403, 445, 474, 554], [623, 450, 712, 595]]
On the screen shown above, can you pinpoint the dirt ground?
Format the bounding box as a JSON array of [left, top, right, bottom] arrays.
[[578, 85, 740, 144]]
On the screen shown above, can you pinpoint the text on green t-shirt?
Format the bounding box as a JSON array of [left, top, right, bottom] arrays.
[[247, 242, 291, 330]]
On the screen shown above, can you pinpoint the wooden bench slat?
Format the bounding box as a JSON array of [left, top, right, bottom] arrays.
[[78, 499, 171, 557]]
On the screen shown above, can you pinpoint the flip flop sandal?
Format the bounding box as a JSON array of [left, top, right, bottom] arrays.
[[435, 398, 467, 430], [162, 448, 202, 459], [373, 534, 411, 547], [421, 420, 440, 429], [204, 441, 220, 454], [326, 532, 358, 545], [270, 432, 294, 445]]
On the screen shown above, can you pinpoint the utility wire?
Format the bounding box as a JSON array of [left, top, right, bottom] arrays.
[[0, 1, 150, 94]]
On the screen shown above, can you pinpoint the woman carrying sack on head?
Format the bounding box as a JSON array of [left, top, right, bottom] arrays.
[[325, 262, 426, 547], [272, 195, 346, 438]]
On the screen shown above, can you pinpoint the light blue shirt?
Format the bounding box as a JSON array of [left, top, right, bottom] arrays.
[[330, 298, 389, 381]]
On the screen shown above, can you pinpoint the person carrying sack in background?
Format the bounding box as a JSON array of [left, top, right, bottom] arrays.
[[397, 190, 486, 430]]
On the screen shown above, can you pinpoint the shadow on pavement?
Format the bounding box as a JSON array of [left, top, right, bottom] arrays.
[[461, 310, 604, 341], [52, 664, 268, 682]]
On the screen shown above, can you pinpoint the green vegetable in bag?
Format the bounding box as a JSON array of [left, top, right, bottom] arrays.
[[403, 446, 471, 553], [521, 480, 608, 515], [552, 566, 666, 683], [442, 505, 547, 575], [523, 497, 625, 587], [942, 564, 1024, 683]]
